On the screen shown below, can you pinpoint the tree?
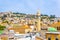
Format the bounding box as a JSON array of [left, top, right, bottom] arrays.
[[0, 25, 6, 34], [41, 14, 48, 16], [50, 15, 56, 19], [0, 25, 6, 30], [2, 20, 9, 24]]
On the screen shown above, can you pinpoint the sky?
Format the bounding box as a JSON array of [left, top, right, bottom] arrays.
[[0, 0, 60, 17]]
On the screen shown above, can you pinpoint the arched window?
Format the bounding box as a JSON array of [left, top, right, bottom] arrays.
[[48, 37, 51, 40], [56, 38, 58, 40]]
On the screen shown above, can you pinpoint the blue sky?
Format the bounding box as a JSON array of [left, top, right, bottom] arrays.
[[0, 0, 60, 17]]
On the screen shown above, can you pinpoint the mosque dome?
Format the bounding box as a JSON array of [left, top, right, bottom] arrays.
[[48, 27, 57, 32]]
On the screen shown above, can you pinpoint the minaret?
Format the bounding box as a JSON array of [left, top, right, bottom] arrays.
[[36, 10, 41, 32]]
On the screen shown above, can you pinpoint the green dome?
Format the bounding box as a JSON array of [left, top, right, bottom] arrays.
[[0, 30, 3, 34], [48, 27, 57, 32]]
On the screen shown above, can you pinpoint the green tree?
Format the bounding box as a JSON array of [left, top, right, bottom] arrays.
[[0, 25, 6, 30], [3, 20, 8, 23], [50, 15, 56, 19], [0, 25, 6, 34]]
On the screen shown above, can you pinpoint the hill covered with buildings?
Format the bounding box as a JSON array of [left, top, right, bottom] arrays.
[[0, 11, 60, 40]]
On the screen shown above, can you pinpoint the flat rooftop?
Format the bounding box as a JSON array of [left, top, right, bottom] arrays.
[[46, 32, 60, 34]]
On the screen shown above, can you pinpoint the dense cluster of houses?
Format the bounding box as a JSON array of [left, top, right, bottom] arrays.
[[0, 11, 60, 40]]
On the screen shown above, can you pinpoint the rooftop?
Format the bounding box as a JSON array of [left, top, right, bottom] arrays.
[[46, 32, 60, 34]]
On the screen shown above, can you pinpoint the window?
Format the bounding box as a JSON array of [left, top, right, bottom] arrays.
[[56, 38, 58, 40], [57, 27, 60, 30], [27, 31, 30, 33], [48, 37, 51, 40]]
